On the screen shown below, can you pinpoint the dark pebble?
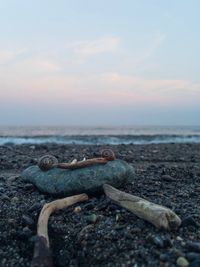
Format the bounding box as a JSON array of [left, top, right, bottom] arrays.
[[160, 253, 171, 262], [22, 214, 34, 226], [152, 235, 165, 248], [23, 183, 35, 190], [0, 187, 5, 193], [186, 241, 200, 252], [162, 175, 175, 182], [17, 227, 33, 240], [182, 216, 198, 227], [189, 260, 200, 267], [1, 194, 10, 201], [82, 202, 95, 210], [186, 252, 200, 261], [28, 203, 42, 212]]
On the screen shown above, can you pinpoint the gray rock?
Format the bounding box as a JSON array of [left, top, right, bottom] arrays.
[[22, 160, 135, 196]]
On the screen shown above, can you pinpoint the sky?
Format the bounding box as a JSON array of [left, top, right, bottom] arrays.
[[0, 0, 199, 126]]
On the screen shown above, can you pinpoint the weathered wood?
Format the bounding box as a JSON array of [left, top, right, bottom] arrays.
[[103, 184, 181, 230], [31, 193, 89, 267]]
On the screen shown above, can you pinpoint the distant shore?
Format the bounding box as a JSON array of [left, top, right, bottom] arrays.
[[0, 143, 200, 267]]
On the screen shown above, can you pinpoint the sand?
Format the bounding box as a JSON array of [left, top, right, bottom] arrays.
[[0, 143, 200, 267]]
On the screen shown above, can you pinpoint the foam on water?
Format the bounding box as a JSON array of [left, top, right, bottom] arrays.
[[0, 125, 200, 145]]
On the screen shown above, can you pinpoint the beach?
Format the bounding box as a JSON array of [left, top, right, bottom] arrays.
[[0, 143, 200, 267]]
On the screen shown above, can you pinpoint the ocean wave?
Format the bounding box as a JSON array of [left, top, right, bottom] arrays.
[[1, 135, 200, 145]]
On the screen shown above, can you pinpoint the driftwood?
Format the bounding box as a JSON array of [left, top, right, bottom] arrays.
[[103, 184, 181, 230], [31, 193, 89, 267], [38, 149, 116, 171], [31, 184, 182, 266]]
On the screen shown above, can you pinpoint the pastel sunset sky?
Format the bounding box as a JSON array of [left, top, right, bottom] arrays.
[[0, 0, 199, 126]]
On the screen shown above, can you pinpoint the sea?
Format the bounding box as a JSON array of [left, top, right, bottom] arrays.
[[0, 125, 200, 145]]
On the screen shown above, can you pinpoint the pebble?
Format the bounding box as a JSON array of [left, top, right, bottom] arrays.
[[162, 175, 175, 182], [85, 214, 97, 224], [159, 253, 171, 262], [11, 196, 19, 202], [28, 203, 42, 212], [189, 260, 200, 267], [17, 227, 33, 240], [7, 175, 19, 182], [186, 241, 200, 252], [74, 206, 82, 213], [7, 218, 17, 225], [1, 194, 10, 201], [181, 216, 198, 227], [23, 183, 35, 190], [176, 256, 189, 267], [186, 252, 200, 261], [0, 187, 5, 193], [177, 236, 184, 241], [151, 235, 170, 248], [83, 202, 95, 210], [22, 215, 34, 226]]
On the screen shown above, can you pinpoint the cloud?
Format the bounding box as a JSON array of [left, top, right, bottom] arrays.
[[0, 69, 199, 109], [0, 48, 26, 64], [25, 58, 62, 72], [135, 33, 166, 65], [66, 37, 120, 57]]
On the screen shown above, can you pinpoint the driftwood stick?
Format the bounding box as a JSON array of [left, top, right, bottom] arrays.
[[31, 193, 89, 267], [38, 149, 116, 171], [56, 158, 109, 169], [103, 184, 181, 230]]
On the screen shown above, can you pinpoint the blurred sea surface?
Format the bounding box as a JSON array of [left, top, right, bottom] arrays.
[[0, 125, 200, 145]]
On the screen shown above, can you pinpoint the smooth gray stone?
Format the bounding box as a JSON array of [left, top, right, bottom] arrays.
[[22, 160, 135, 196]]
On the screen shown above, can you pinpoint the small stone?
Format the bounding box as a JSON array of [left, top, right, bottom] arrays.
[[152, 235, 165, 248], [181, 216, 198, 227], [11, 196, 19, 202], [1, 194, 10, 201], [85, 214, 97, 224], [40, 200, 46, 206], [162, 175, 174, 182], [24, 183, 34, 190], [7, 218, 17, 225], [186, 241, 200, 252], [186, 252, 200, 261], [189, 260, 200, 267], [116, 214, 120, 222], [177, 236, 184, 241], [0, 187, 5, 193], [74, 206, 82, 213], [28, 203, 42, 212], [17, 227, 33, 240], [160, 253, 170, 262], [83, 202, 95, 210], [8, 175, 19, 182], [176, 256, 189, 267], [22, 215, 34, 226]]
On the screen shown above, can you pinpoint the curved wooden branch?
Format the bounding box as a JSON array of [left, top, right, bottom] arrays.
[[31, 193, 89, 267]]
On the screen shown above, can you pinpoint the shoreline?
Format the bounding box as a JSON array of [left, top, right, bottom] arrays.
[[0, 143, 200, 266]]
